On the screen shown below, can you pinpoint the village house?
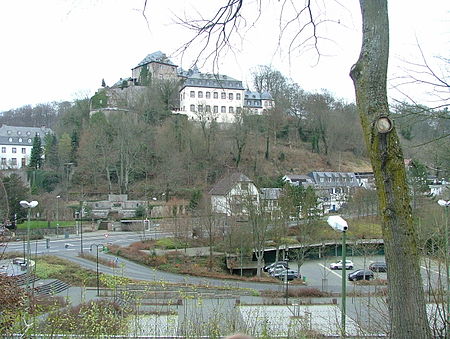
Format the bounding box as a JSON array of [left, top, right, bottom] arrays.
[[209, 172, 260, 216]]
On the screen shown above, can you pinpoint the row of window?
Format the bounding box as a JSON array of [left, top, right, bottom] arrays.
[[319, 177, 354, 183], [5, 137, 32, 143], [1, 147, 27, 154], [6, 130, 32, 136], [189, 105, 242, 114], [185, 91, 242, 100], [1, 158, 26, 166]]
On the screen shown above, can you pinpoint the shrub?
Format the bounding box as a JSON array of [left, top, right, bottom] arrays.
[[155, 238, 186, 249]]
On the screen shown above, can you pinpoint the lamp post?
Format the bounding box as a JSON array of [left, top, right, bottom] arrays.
[[90, 243, 105, 296], [285, 250, 289, 305], [327, 215, 348, 338], [79, 201, 84, 254], [19, 200, 38, 307], [438, 199, 450, 333], [56, 195, 60, 236]]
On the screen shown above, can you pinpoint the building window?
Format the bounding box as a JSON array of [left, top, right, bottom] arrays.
[[241, 183, 249, 191], [221, 92, 226, 99], [11, 158, 17, 166], [21, 148, 26, 154], [221, 106, 226, 113], [229, 106, 234, 113], [236, 107, 242, 114], [190, 91, 195, 98], [198, 91, 203, 98], [1, 158, 5, 166], [21, 158, 26, 167], [8, 137, 12, 142], [229, 93, 234, 100], [206, 92, 211, 99], [236, 93, 241, 100], [198, 105, 203, 112], [27, 138, 31, 143], [12, 147, 16, 154], [206, 105, 211, 112], [1, 147, 5, 153], [190, 104, 195, 112], [213, 106, 218, 113], [18, 138, 22, 142], [213, 92, 218, 99]]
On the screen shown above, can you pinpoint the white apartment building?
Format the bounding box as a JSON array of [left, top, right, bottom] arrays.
[[0, 125, 52, 170], [178, 68, 246, 123]]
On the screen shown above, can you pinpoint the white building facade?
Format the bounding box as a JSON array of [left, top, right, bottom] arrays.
[[0, 125, 52, 170], [178, 68, 246, 124]]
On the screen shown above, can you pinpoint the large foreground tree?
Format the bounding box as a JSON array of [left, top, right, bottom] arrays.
[[170, 0, 432, 337], [350, 2, 430, 337]]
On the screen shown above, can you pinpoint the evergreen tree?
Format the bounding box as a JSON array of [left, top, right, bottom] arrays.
[[70, 130, 79, 164], [29, 135, 43, 169], [43, 134, 59, 170], [1, 174, 29, 221]]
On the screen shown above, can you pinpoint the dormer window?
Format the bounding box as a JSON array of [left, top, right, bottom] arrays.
[[18, 138, 22, 142], [17, 131, 21, 135]]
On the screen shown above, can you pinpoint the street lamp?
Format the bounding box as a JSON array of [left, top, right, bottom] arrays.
[[284, 250, 289, 305], [79, 201, 84, 254], [19, 200, 38, 306], [56, 195, 60, 236], [327, 215, 348, 338], [438, 199, 450, 333], [90, 243, 105, 296]]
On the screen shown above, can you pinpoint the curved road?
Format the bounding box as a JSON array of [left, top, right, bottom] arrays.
[[4, 231, 290, 293]]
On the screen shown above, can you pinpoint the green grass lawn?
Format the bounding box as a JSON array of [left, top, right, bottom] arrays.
[[16, 220, 76, 230]]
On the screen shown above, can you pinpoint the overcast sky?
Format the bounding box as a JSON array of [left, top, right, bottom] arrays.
[[0, 0, 448, 112]]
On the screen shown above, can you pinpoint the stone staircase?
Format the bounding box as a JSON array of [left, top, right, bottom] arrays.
[[34, 279, 71, 296]]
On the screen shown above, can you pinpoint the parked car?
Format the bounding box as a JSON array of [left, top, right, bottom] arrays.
[[329, 260, 354, 270], [369, 261, 387, 272], [264, 261, 288, 272], [348, 269, 374, 281], [272, 269, 301, 281], [269, 264, 290, 275]]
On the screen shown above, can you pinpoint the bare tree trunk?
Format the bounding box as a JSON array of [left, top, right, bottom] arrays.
[[350, 1, 431, 338]]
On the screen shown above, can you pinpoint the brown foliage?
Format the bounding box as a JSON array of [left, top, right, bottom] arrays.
[[0, 275, 26, 332]]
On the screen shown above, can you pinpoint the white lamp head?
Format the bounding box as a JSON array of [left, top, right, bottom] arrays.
[[327, 215, 348, 232], [438, 199, 450, 207], [20, 200, 29, 208], [20, 200, 39, 208]]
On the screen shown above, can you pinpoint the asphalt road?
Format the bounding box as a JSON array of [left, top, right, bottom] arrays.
[[3, 231, 447, 294]]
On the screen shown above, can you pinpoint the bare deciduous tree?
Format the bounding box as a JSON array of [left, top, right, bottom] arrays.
[[172, 0, 432, 337]]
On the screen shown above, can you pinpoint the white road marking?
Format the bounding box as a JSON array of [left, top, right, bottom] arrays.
[[318, 263, 343, 278], [420, 265, 447, 276]]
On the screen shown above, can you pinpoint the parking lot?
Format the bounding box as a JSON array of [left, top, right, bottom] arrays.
[[275, 255, 447, 293]]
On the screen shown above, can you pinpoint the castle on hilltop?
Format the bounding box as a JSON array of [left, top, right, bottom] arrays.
[[90, 51, 274, 123]]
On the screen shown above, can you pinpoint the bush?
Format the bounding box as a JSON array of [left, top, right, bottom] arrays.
[[41, 300, 127, 335], [155, 238, 186, 249]]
